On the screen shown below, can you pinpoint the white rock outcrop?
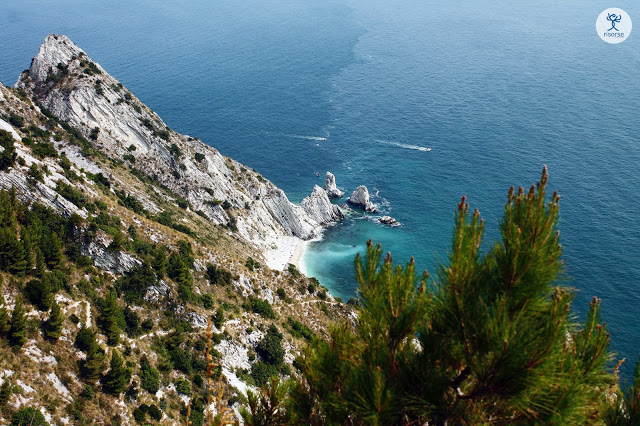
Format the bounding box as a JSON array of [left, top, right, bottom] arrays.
[[301, 185, 344, 225], [81, 232, 142, 275], [15, 34, 344, 269], [322, 171, 343, 198], [348, 185, 378, 213]]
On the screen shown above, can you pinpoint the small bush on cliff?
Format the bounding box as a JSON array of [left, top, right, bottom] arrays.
[[206, 263, 233, 286], [10, 407, 48, 425], [246, 298, 275, 319]]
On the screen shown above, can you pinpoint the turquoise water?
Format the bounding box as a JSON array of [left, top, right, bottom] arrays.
[[1, 0, 639, 376]]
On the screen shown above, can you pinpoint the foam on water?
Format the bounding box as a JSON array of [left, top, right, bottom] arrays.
[[377, 139, 432, 152]]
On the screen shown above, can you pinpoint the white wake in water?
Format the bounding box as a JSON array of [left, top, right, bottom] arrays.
[[283, 134, 327, 141], [377, 139, 431, 152]]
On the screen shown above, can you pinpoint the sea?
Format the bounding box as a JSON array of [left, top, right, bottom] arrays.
[[1, 0, 639, 377]]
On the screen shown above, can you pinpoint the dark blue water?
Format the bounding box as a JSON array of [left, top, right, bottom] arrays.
[[2, 0, 639, 376]]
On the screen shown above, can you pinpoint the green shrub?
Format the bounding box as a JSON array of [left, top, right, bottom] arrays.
[[285, 317, 314, 340], [155, 129, 170, 141], [250, 361, 278, 387], [175, 378, 190, 395], [55, 182, 86, 208], [194, 153, 205, 162], [10, 407, 48, 425], [132, 406, 146, 423], [176, 198, 188, 209], [202, 294, 214, 309], [169, 143, 181, 157], [245, 257, 261, 272], [32, 142, 57, 158], [87, 172, 111, 188], [247, 299, 275, 319], [101, 350, 132, 394], [0, 131, 16, 170], [8, 113, 24, 128], [255, 325, 284, 367], [287, 263, 300, 279], [148, 404, 162, 421], [114, 190, 145, 214], [141, 318, 154, 332], [27, 163, 44, 185], [205, 263, 233, 286]]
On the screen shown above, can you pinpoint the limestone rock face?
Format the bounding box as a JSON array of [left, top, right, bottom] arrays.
[[80, 231, 142, 275], [322, 171, 344, 198], [301, 185, 344, 225], [16, 34, 344, 269], [261, 188, 315, 239], [348, 185, 378, 213]]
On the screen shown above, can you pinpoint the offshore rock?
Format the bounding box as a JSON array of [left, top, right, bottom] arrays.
[[301, 185, 344, 225], [322, 171, 344, 198], [379, 216, 399, 226], [348, 185, 378, 213]]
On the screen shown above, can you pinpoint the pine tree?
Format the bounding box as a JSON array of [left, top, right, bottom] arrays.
[[240, 377, 290, 426], [152, 246, 167, 278], [101, 350, 131, 395], [42, 231, 62, 269], [213, 306, 224, 329], [0, 227, 26, 275], [44, 301, 63, 340], [0, 305, 10, 335], [605, 358, 640, 425], [0, 378, 11, 405], [34, 248, 45, 278], [99, 290, 121, 345], [168, 251, 193, 300], [0, 130, 16, 171], [24, 278, 53, 311], [20, 227, 33, 270], [283, 167, 614, 425], [81, 341, 105, 382], [9, 299, 27, 347], [140, 356, 160, 394]]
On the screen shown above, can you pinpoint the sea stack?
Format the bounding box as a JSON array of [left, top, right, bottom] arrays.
[[301, 185, 344, 225], [322, 171, 344, 198], [348, 185, 378, 213]]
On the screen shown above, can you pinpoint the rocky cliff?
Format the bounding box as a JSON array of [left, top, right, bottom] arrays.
[[14, 34, 342, 269], [0, 35, 354, 425]]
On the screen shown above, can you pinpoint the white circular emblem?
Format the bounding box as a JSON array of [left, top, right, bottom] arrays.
[[596, 8, 632, 44]]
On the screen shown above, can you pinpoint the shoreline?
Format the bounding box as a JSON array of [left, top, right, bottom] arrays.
[[290, 229, 325, 276], [289, 238, 309, 276], [263, 226, 328, 279]]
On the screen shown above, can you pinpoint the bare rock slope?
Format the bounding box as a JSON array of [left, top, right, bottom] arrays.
[[16, 34, 342, 269]]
